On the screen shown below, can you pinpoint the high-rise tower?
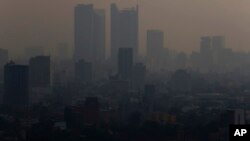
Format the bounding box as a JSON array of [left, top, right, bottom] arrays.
[[111, 4, 139, 64], [74, 4, 105, 64]]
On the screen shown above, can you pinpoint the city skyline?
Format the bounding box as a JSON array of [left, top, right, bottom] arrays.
[[1, 1, 250, 140], [1, 0, 250, 58]]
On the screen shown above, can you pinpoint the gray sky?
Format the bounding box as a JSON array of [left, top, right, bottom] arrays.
[[1, 0, 250, 56]]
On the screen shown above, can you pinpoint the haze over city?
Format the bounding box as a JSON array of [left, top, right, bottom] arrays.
[[1, 0, 250, 57], [1, 1, 250, 141]]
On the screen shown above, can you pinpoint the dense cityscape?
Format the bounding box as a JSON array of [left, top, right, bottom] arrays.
[[0, 3, 250, 141]]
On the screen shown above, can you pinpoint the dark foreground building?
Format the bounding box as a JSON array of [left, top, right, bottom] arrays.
[[4, 61, 29, 107]]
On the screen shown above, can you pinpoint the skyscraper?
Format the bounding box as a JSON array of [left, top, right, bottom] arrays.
[[74, 4, 105, 64], [211, 36, 225, 67], [200, 36, 211, 51], [74, 4, 94, 62], [147, 30, 164, 60], [93, 9, 106, 64], [118, 48, 133, 80], [4, 61, 29, 107], [111, 4, 139, 63], [29, 56, 50, 87], [146, 30, 164, 70], [200, 36, 213, 72]]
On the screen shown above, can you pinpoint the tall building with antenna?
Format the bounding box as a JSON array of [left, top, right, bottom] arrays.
[[111, 3, 139, 66]]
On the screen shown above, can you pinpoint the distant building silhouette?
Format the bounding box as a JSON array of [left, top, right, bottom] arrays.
[[4, 61, 29, 107], [93, 9, 106, 80], [0, 49, 8, 82], [200, 36, 211, 49], [111, 4, 139, 64], [75, 59, 92, 83], [146, 30, 164, 71], [118, 48, 133, 80], [74, 4, 94, 61], [74, 4, 105, 64], [93, 9, 106, 65], [200, 36, 213, 72], [147, 30, 164, 61], [0, 49, 8, 67], [212, 36, 225, 49], [29, 56, 50, 87], [198, 35, 229, 72], [211, 36, 225, 66]]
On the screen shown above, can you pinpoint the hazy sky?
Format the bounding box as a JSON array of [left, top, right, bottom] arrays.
[[1, 0, 250, 57]]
